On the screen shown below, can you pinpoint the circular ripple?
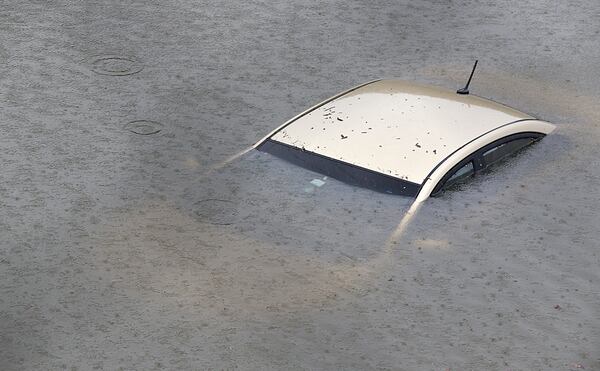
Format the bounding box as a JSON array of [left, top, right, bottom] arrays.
[[194, 199, 238, 225], [90, 55, 143, 76], [125, 120, 163, 135]]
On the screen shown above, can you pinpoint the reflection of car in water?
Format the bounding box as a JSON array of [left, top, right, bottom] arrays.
[[255, 79, 555, 202]]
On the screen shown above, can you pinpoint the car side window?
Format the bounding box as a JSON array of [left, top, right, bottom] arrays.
[[431, 134, 544, 197], [435, 160, 475, 194], [482, 138, 537, 168]]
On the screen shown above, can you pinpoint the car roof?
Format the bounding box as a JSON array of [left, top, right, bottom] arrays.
[[262, 79, 535, 185]]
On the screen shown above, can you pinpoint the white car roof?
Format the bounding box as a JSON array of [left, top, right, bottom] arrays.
[[263, 79, 534, 185]]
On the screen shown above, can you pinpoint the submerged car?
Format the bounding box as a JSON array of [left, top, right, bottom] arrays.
[[254, 79, 555, 201]]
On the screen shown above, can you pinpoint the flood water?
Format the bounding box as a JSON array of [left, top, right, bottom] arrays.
[[1, 1, 599, 370]]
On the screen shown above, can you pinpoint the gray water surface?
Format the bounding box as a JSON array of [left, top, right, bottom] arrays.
[[1, 1, 599, 370]]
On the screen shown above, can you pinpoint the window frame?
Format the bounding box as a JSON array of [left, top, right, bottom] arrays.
[[430, 132, 545, 196]]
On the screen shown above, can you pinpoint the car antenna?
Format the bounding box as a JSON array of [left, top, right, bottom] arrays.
[[456, 60, 478, 95]]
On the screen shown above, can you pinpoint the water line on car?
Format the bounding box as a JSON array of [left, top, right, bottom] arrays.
[[385, 199, 423, 248], [207, 146, 254, 174]]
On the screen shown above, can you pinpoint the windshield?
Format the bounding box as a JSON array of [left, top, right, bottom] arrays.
[[258, 139, 421, 197]]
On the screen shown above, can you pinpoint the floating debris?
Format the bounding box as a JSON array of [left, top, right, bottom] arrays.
[[310, 179, 326, 187]]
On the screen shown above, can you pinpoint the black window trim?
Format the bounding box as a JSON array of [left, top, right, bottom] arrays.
[[430, 131, 545, 196], [258, 139, 422, 196]]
